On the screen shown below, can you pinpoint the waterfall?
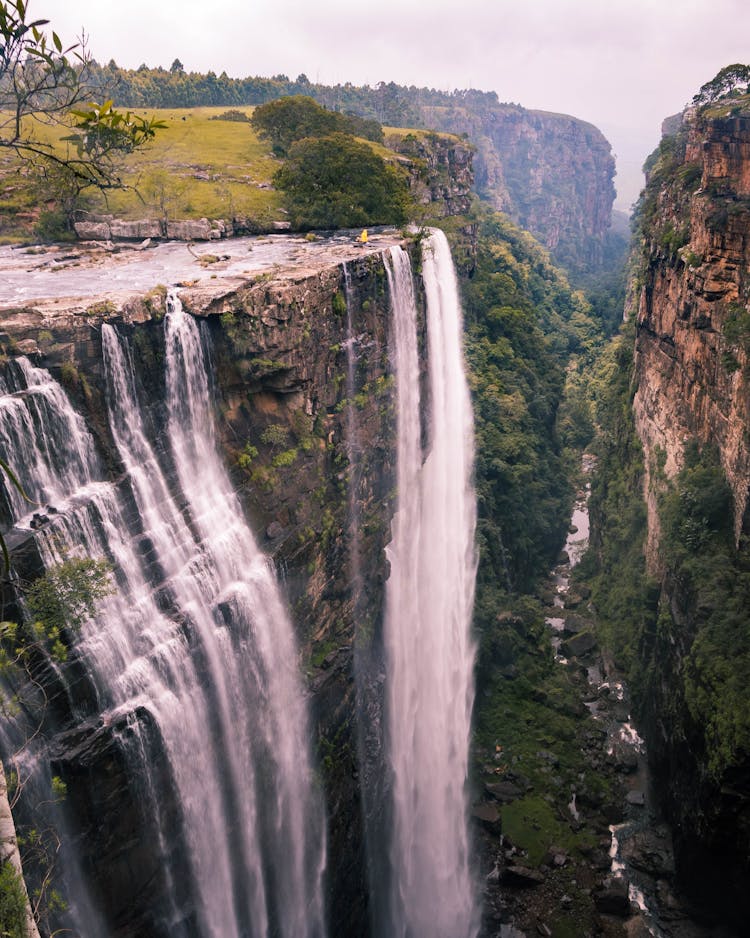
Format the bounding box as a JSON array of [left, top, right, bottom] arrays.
[[383, 231, 478, 938], [0, 298, 326, 937]]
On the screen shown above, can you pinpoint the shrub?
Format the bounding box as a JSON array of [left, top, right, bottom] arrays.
[[274, 133, 411, 230]]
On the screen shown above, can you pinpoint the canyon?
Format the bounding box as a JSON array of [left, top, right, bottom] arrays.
[[1, 60, 749, 938]]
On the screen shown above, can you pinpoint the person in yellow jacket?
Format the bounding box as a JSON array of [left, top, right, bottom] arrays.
[[358, 229, 368, 245]]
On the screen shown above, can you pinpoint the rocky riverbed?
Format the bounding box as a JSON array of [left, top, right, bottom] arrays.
[[474, 458, 735, 938]]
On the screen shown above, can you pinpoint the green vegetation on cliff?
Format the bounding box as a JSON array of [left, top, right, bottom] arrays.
[[575, 324, 656, 676], [460, 210, 605, 597], [657, 444, 750, 777]]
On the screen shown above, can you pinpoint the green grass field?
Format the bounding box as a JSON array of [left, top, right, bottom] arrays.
[[0, 108, 463, 242], [0, 107, 284, 241]]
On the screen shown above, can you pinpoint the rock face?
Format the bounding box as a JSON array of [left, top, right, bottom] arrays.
[[0, 241, 421, 937], [418, 100, 617, 273], [634, 106, 750, 553], [630, 100, 750, 928], [385, 131, 474, 217]]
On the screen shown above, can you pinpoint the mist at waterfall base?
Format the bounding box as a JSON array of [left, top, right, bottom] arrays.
[[0, 231, 478, 937]]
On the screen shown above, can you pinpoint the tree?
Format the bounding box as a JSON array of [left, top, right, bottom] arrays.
[[273, 132, 411, 229], [251, 94, 382, 156], [0, 558, 112, 936], [0, 0, 164, 196], [693, 63, 750, 108]]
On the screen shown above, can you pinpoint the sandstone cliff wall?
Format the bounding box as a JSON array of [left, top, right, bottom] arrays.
[[628, 100, 750, 927], [633, 106, 750, 557]]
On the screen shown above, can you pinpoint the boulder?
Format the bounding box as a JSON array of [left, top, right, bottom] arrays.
[[625, 789, 646, 807], [484, 780, 523, 803], [166, 218, 213, 240], [562, 614, 588, 635], [560, 630, 597, 657], [471, 802, 502, 832], [75, 220, 111, 240], [110, 219, 162, 240], [620, 828, 674, 878], [613, 749, 639, 774]]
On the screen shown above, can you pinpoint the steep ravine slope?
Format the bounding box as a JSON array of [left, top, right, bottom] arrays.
[[627, 99, 750, 929]]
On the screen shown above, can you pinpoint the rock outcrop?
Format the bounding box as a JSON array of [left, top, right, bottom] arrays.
[[385, 130, 474, 217], [0, 237, 419, 937]]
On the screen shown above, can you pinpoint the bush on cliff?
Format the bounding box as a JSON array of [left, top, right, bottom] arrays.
[[273, 133, 411, 229]]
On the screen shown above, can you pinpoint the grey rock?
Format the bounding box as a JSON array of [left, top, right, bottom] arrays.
[[502, 865, 545, 887], [485, 780, 523, 803], [471, 803, 502, 832], [110, 219, 162, 239], [560, 630, 597, 657], [166, 218, 213, 240], [75, 221, 111, 240]]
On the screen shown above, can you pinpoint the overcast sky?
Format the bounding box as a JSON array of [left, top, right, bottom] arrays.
[[44, 0, 750, 211]]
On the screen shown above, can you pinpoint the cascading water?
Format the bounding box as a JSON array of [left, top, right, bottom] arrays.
[[382, 230, 478, 938], [0, 296, 326, 937]]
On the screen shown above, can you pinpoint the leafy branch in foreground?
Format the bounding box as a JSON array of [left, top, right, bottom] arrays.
[[0, 0, 164, 213]]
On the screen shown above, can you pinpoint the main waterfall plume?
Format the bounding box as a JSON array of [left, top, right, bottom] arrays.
[[383, 231, 478, 938], [0, 296, 326, 937]]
